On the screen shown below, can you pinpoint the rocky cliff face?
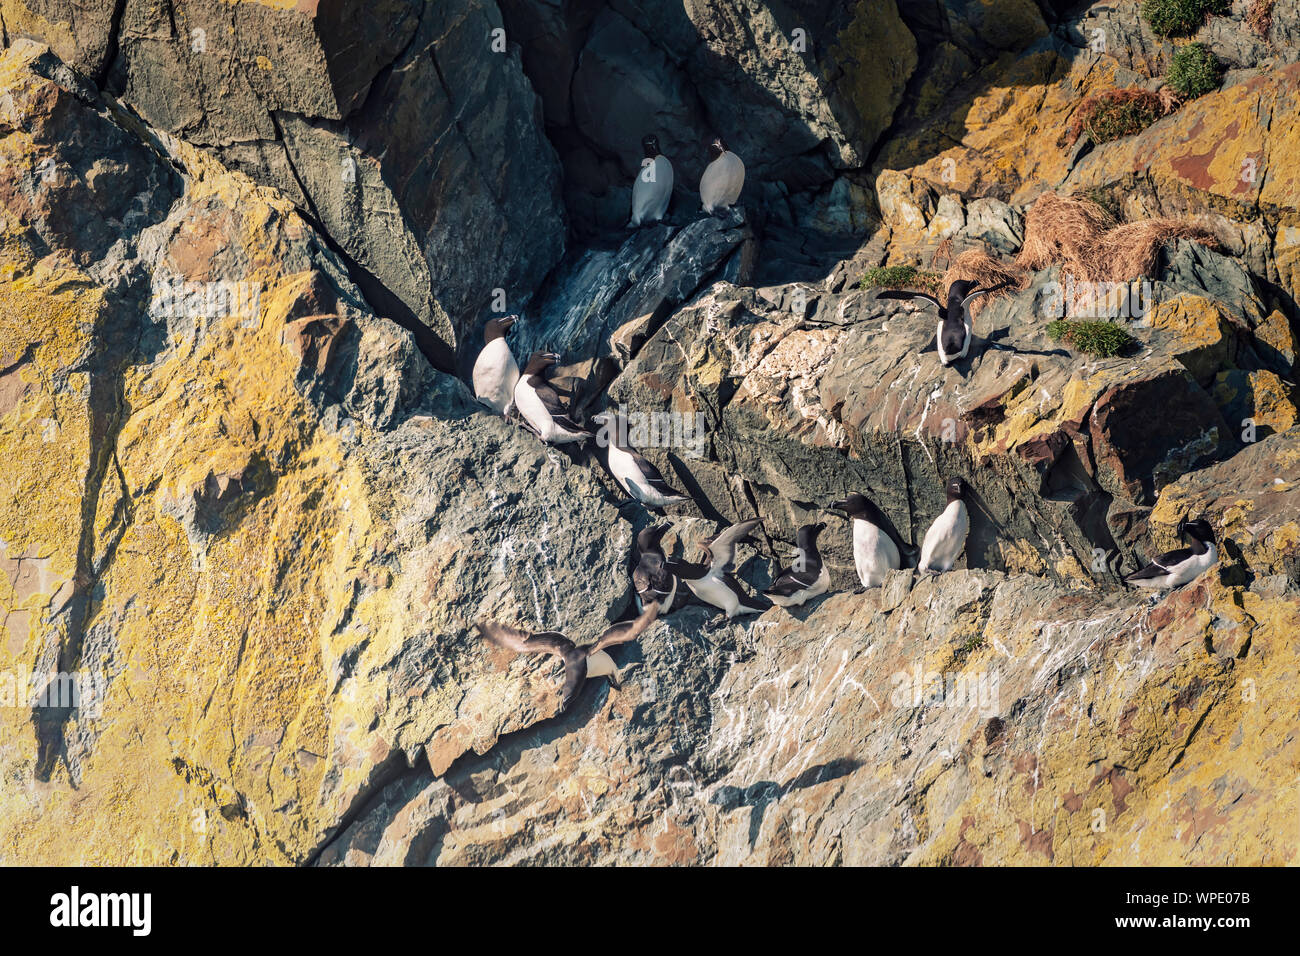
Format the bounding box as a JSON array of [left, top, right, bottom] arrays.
[[0, 2, 1296, 865]]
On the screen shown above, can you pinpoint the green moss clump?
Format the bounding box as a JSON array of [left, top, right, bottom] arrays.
[[1047, 320, 1135, 357], [1167, 43, 1223, 99], [1141, 0, 1228, 37], [861, 265, 944, 295]]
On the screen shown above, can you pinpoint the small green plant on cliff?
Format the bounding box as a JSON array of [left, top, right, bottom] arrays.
[[1069, 89, 1165, 144], [1141, 0, 1228, 37], [860, 265, 943, 295], [1167, 43, 1223, 99], [1047, 319, 1135, 357]]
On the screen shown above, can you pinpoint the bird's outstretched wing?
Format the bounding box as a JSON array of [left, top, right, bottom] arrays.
[[704, 519, 762, 574], [591, 602, 661, 653], [960, 280, 1014, 307], [475, 620, 575, 660], [877, 289, 943, 310]]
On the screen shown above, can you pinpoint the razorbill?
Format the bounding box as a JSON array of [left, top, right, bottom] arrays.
[[876, 279, 1013, 366], [831, 493, 914, 587], [918, 477, 970, 574], [763, 522, 830, 607], [591, 409, 690, 510], [471, 314, 520, 415], [1125, 518, 1218, 590], [475, 602, 660, 712], [699, 136, 745, 216], [630, 134, 673, 227], [513, 351, 592, 444], [631, 522, 706, 615], [683, 518, 765, 619]]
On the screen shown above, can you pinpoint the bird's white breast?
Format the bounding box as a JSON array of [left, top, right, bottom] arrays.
[[631, 156, 673, 224], [472, 338, 519, 414], [920, 501, 969, 572], [686, 574, 738, 615], [585, 650, 616, 679], [853, 518, 900, 587], [700, 152, 745, 211]]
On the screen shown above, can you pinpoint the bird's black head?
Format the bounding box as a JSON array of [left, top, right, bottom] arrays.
[[945, 279, 980, 311], [483, 313, 518, 343], [637, 522, 670, 552], [944, 476, 967, 501], [707, 136, 727, 160], [1178, 518, 1215, 543], [523, 350, 561, 375], [642, 134, 661, 158], [830, 493, 868, 518], [797, 522, 826, 546]]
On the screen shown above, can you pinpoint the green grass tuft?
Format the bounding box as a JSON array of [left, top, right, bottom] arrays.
[[1047, 320, 1135, 357], [860, 265, 944, 295], [1079, 91, 1164, 143], [1167, 43, 1223, 99], [1141, 0, 1228, 37]]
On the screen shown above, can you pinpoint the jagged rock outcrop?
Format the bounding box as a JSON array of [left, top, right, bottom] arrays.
[[1, 1, 1297, 867]]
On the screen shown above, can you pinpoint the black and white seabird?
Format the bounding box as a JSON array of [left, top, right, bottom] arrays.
[[630, 134, 673, 227], [632, 522, 706, 615], [683, 518, 764, 619], [1125, 518, 1218, 590], [699, 136, 745, 216], [475, 602, 660, 712], [763, 522, 830, 607], [877, 279, 1012, 366], [591, 409, 690, 510], [513, 351, 593, 444], [471, 314, 520, 415], [918, 477, 970, 573], [830, 493, 915, 588]]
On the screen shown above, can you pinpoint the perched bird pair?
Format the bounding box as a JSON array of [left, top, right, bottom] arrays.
[[476, 602, 660, 713], [472, 318, 591, 444], [834, 478, 970, 587], [628, 133, 745, 227]]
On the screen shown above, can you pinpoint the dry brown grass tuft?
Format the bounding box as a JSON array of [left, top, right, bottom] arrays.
[[1247, 0, 1274, 37], [941, 249, 1026, 317], [1016, 192, 1218, 283]]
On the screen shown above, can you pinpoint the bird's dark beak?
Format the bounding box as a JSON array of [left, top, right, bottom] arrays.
[[1176, 519, 1188, 536], [829, 499, 850, 515], [501, 315, 518, 330]]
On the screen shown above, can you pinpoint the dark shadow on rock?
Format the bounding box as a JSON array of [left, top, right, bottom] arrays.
[[709, 757, 864, 850]]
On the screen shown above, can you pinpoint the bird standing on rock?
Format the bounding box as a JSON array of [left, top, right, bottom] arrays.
[[513, 351, 592, 444], [877, 279, 1013, 366], [471, 314, 520, 415], [763, 522, 830, 607], [630, 134, 673, 227], [699, 136, 745, 216], [919, 477, 970, 574], [831, 493, 915, 588], [1125, 518, 1218, 590]]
